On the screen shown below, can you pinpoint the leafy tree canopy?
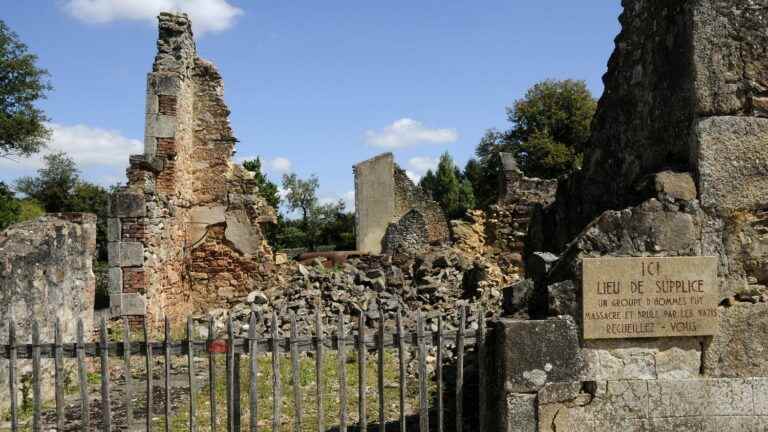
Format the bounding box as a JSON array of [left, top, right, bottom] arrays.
[[0, 20, 51, 158], [474, 79, 596, 183]]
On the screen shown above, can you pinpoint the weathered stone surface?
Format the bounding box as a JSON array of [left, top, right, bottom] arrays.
[[382, 209, 428, 256], [695, 117, 768, 212], [224, 209, 264, 256], [498, 393, 537, 432], [354, 152, 449, 254], [582, 337, 701, 382], [107, 217, 121, 242], [110, 192, 146, 218], [109, 241, 144, 267], [538, 379, 768, 432], [703, 303, 768, 378], [495, 317, 584, 393], [110, 292, 147, 316], [0, 214, 96, 411], [653, 171, 697, 202], [108, 267, 123, 294]]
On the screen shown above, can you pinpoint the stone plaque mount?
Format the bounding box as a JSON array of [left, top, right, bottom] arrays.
[[582, 256, 719, 340]]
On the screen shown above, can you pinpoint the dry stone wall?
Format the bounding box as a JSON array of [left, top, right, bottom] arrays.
[[109, 13, 275, 326]]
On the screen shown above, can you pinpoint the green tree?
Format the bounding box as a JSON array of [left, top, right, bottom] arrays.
[[16, 152, 111, 259], [282, 173, 320, 224], [473, 79, 596, 197], [0, 181, 20, 230], [17, 198, 43, 221], [0, 20, 51, 158], [16, 152, 79, 212], [242, 157, 280, 209], [420, 152, 475, 219]]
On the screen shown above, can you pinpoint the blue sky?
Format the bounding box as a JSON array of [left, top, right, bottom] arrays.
[[2, 1, 622, 209]]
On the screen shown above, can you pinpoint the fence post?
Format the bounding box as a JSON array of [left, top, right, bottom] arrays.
[[100, 316, 112, 432], [477, 307, 487, 431], [290, 313, 302, 432], [417, 311, 428, 432], [396, 307, 406, 432], [188, 316, 198, 432], [337, 313, 348, 432], [164, 317, 171, 432], [455, 307, 465, 432], [9, 320, 18, 432], [357, 309, 367, 431], [314, 305, 325, 432], [271, 311, 281, 432], [248, 312, 259, 432], [54, 318, 64, 432], [32, 320, 41, 432], [144, 317, 153, 432], [123, 316, 134, 427], [208, 316, 217, 432]]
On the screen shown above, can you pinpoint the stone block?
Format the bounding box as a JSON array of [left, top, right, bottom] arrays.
[[499, 393, 537, 432], [648, 379, 753, 418], [583, 338, 701, 381], [703, 303, 768, 377], [107, 218, 121, 242], [110, 293, 146, 317], [653, 171, 697, 202], [110, 192, 145, 218], [145, 113, 176, 138], [695, 116, 768, 212], [107, 242, 144, 267], [496, 316, 584, 393], [107, 267, 122, 294]]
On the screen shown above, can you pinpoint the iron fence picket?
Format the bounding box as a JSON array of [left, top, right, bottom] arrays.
[[417, 312, 428, 432], [164, 317, 171, 432], [208, 317, 217, 432], [315, 306, 325, 432], [248, 312, 259, 432], [337, 314, 348, 432], [54, 318, 64, 432], [100, 317, 112, 432], [455, 307, 465, 432], [357, 310, 367, 431], [0, 310, 484, 432], [290, 313, 303, 432], [188, 316, 198, 432], [396, 308, 406, 432], [145, 317, 153, 432], [271, 311, 281, 432], [32, 320, 41, 432], [123, 317, 134, 428], [9, 320, 18, 432]]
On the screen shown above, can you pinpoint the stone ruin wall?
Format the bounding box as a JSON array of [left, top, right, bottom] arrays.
[[109, 13, 275, 326], [496, 1, 768, 430], [0, 214, 96, 412], [354, 152, 449, 255], [487, 152, 557, 269]]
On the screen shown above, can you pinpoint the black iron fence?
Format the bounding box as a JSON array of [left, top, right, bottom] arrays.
[[1, 307, 489, 432]]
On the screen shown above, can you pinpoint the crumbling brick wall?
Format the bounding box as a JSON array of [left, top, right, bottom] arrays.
[[109, 13, 275, 326], [354, 152, 449, 254]]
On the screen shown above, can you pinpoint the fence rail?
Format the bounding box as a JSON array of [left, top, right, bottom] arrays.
[[2, 307, 488, 432]]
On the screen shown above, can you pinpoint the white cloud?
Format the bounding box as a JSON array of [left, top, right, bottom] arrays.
[[0, 123, 141, 181], [267, 157, 292, 174], [63, 0, 243, 35], [364, 118, 458, 149], [402, 156, 438, 182]]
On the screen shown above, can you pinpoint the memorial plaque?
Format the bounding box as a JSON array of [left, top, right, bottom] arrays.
[[582, 256, 719, 339]]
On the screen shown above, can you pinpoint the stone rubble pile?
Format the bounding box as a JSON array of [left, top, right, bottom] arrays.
[[203, 244, 507, 340]]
